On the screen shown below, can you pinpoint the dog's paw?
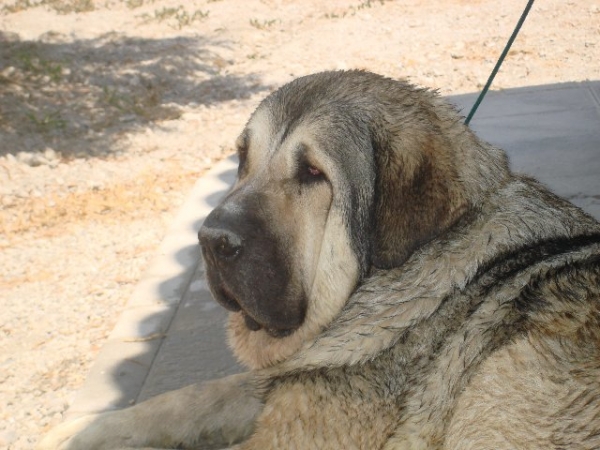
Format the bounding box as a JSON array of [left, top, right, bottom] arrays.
[[37, 415, 99, 450], [37, 412, 136, 450]]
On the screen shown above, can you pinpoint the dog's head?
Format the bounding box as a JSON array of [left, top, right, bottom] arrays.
[[198, 70, 508, 369]]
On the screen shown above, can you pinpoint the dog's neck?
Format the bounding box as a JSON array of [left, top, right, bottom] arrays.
[[269, 177, 599, 375]]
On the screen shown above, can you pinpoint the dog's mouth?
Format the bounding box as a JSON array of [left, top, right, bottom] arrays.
[[217, 285, 242, 313], [217, 285, 295, 339]]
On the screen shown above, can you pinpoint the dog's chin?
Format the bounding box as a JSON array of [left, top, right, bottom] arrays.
[[241, 312, 295, 338], [215, 285, 297, 339]]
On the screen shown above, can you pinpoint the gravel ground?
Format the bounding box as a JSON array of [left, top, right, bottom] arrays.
[[0, 0, 599, 448]]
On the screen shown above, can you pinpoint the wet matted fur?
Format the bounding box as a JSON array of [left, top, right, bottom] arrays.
[[39, 71, 600, 450]]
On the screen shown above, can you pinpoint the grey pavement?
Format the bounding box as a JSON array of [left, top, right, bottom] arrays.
[[65, 80, 600, 418]]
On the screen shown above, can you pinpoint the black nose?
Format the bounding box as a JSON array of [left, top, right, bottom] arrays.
[[198, 226, 243, 260]]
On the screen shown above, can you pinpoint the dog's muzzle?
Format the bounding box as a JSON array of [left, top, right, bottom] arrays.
[[198, 195, 306, 338]]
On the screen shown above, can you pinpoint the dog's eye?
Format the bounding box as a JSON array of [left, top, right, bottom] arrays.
[[298, 162, 326, 184], [307, 165, 321, 177]]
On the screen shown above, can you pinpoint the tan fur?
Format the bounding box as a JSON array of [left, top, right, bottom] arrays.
[[39, 71, 600, 450]]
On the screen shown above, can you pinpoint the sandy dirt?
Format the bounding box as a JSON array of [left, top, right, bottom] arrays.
[[0, 0, 599, 448]]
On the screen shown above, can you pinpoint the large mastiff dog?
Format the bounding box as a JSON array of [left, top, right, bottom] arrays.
[[40, 71, 600, 449]]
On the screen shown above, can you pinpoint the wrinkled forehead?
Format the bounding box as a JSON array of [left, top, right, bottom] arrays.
[[241, 95, 371, 167]]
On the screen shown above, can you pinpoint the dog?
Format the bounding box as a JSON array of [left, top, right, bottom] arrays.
[[39, 70, 600, 449]]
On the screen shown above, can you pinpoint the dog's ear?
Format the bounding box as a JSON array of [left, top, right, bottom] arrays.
[[370, 122, 469, 269]]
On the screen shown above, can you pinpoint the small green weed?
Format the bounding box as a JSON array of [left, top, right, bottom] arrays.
[[45, 0, 95, 14], [26, 111, 67, 133], [2, 0, 95, 14], [173, 8, 209, 29], [125, 0, 144, 8], [16, 51, 64, 83], [323, 0, 386, 19], [323, 12, 348, 19], [249, 18, 277, 30], [150, 6, 179, 21], [102, 86, 145, 116], [2, 0, 38, 14], [357, 0, 385, 9], [140, 5, 209, 29]]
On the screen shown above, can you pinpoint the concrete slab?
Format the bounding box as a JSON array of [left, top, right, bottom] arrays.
[[451, 81, 600, 218], [66, 81, 600, 418]]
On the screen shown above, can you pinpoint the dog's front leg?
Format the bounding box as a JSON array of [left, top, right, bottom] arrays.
[[37, 372, 263, 450]]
